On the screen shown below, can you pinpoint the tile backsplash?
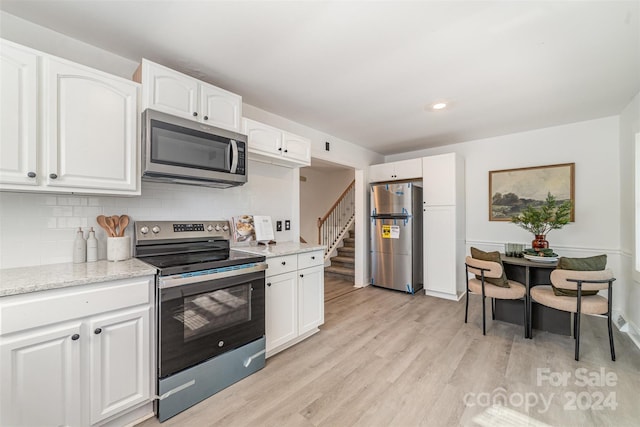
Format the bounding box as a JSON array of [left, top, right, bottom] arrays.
[[0, 161, 294, 269]]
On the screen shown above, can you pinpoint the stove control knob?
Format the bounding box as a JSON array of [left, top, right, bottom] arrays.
[[214, 225, 222, 231], [151, 226, 161, 234], [140, 226, 149, 235], [222, 224, 229, 231], [206, 224, 214, 232]]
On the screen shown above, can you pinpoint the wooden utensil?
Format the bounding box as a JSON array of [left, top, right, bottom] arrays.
[[111, 215, 120, 236], [118, 215, 130, 237], [96, 215, 116, 237], [104, 216, 117, 237]]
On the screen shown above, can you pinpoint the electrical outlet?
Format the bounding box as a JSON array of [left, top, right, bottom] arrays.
[[276, 221, 282, 231], [285, 220, 291, 230]]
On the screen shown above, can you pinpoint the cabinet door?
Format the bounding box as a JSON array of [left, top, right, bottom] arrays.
[[265, 272, 298, 353], [298, 265, 324, 335], [282, 131, 311, 166], [394, 158, 422, 181], [89, 306, 151, 424], [200, 83, 242, 132], [243, 118, 283, 157], [422, 153, 457, 206], [0, 322, 82, 427], [143, 60, 198, 120], [44, 58, 139, 193], [369, 163, 397, 183], [423, 206, 457, 296], [0, 41, 38, 186]]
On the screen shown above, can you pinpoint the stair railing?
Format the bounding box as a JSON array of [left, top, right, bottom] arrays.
[[318, 179, 355, 258]]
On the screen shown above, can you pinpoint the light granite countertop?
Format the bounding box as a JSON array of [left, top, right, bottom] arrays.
[[0, 258, 157, 297], [232, 242, 326, 258]]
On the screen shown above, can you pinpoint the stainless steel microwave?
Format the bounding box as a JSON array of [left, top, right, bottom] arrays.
[[142, 109, 247, 188]]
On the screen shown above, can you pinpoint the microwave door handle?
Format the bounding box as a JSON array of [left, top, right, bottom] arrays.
[[229, 139, 238, 173]]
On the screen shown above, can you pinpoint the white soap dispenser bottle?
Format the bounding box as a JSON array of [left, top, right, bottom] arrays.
[[86, 227, 98, 262], [73, 227, 87, 263]]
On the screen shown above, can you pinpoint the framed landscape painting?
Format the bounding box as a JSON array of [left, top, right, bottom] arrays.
[[489, 163, 575, 221]]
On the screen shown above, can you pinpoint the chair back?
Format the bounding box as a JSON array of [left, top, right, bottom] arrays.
[[465, 256, 503, 279], [550, 269, 614, 292]]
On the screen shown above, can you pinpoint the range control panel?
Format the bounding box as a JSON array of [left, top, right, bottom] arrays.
[[134, 220, 231, 242]]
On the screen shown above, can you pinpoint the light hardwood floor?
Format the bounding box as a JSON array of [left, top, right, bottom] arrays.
[[138, 280, 640, 426], [324, 274, 359, 301]]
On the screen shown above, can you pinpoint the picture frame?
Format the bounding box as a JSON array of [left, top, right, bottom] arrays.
[[489, 163, 575, 221]]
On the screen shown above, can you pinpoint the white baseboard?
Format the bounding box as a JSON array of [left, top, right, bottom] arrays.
[[424, 289, 464, 301], [625, 318, 640, 350]]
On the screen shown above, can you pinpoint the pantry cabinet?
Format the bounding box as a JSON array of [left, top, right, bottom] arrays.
[[264, 250, 324, 356], [369, 158, 422, 182], [422, 153, 466, 300], [0, 39, 140, 195], [0, 276, 154, 427], [242, 118, 311, 167], [136, 59, 242, 132]]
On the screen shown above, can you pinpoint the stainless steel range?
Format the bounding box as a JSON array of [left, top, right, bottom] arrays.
[[134, 220, 267, 422]]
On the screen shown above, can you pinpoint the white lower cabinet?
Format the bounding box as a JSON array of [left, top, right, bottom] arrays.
[[0, 276, 154, 427], [89, 306, 150, 424], [298, 264, 324, 336], [0, 321, 83, 427], [265, 250, 324, 357], [265, 271, 298, 351]]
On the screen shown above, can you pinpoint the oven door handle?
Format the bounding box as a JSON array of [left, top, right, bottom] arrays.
[[159, 263, 267, 288]]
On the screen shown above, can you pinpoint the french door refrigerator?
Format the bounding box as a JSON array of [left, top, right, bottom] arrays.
[[370, 181, 423, 293]]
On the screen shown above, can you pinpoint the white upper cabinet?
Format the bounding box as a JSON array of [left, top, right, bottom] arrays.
[[0, 39, 140, 195], [369, 158, 422, 183], [242, 118, 311, 167], [136, 59, 242, 132], [0, 41, 38, 186], [200, 84, 242, 132], [422, 152, 464, 206], [139, 60, 198, 119], [44, 58, 138, 192]]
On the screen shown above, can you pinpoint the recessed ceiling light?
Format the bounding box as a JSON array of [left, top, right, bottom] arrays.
[[432, 102, 447, 110]]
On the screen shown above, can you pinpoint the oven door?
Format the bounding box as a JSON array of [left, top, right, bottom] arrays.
[[158, 267, 265, 379]]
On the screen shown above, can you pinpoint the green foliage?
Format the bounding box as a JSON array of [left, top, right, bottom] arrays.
[[511, 193, 572, 236]]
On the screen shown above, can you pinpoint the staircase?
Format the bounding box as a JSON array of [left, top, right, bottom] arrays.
[[325, 228, 355, 280]]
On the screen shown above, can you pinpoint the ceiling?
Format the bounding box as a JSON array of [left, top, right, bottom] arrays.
[[2, 1, 639, 156]]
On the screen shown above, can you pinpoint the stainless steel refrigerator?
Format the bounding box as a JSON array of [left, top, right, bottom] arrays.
[[370, 181, 423, 293]]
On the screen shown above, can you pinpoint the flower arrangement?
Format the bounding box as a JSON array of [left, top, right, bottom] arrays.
[[511, 193, 572, 236]]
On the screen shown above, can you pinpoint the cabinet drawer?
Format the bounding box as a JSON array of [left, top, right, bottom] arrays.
[[298, 250, 323, 270], [266, 255, 297, 277], [0, 277, 152, 335]]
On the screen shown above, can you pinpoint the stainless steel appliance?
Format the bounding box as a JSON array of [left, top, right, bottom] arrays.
[[134, 220, 266, 422], [370, 182, 423, 293], [142, 109, 248, 188]]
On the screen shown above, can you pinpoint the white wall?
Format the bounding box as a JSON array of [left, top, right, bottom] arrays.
[[387, 116, 623, 309], [0, 161, 295, 268], [619, 91, 640, 339], [300, 167, 354, 244]]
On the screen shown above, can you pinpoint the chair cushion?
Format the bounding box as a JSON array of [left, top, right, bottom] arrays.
[[470, 247, 509, 287], [468, 278, 525, 299], [531, 285, 609, 315], [552, 255, 607, 296]]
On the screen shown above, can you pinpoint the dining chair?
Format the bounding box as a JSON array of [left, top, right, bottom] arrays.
[[530, 269, 616, 361], [464, 256, 527, 337]]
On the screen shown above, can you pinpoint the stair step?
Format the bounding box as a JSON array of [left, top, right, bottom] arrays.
[[325, 265, 355, 277], [331, 255, 354, 264], [337, 246, 355, 255]]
